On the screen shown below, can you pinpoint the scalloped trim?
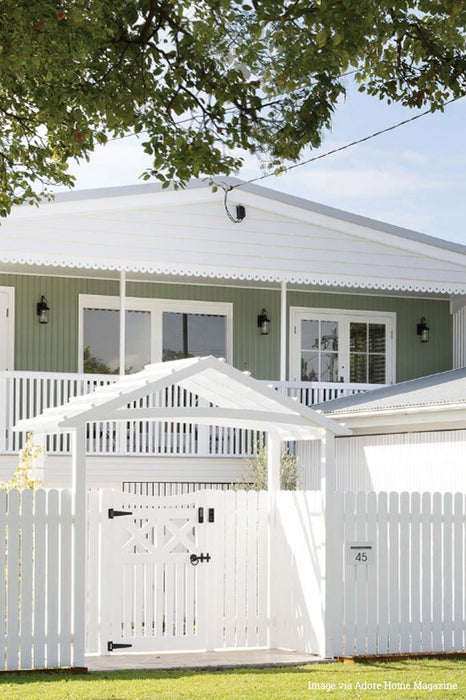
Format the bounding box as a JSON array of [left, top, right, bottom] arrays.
[[1, 253, 465, 295]]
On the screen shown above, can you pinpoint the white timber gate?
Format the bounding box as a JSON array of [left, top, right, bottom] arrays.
[[86, 489, 269, 654]]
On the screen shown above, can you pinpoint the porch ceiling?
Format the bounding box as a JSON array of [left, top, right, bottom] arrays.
[[13, 356, 350, 441], [2, 179, 466, 295]]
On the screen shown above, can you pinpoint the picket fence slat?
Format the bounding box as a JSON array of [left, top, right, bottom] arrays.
[[60, 490, 73, 667], [20, 490, 33, 669], [399, 492, 410, 654], [7, 490, 20, 670]]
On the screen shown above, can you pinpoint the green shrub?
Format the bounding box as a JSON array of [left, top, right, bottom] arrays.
[[0, 432, 43, 490], [241, 437, 298, 491]]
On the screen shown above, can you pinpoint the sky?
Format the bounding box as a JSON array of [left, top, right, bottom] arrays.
[[62, 82, 466, 245]]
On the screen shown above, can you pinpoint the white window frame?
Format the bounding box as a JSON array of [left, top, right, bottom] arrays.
[[78, 294, 233, 373], [0, 286, 15, 371], [289, 306, 396, 384]]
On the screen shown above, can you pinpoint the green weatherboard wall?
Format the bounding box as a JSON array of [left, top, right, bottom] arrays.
[[0, 273, 452, 381]]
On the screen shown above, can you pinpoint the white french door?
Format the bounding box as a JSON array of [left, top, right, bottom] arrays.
[[290, 307, 395, 384], [0, 287, 14, 371]]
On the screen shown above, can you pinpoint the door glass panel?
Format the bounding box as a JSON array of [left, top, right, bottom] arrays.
[[321, 321, 338, 351], [369, 355, 386, 384], [350, 353, 367, 383], [83, 308, 120, 374], [125, 310, 151, 373], [300, 319, 339, 382], [369, 324, 386, 353], [350, 323, 367, 352], [321, 353, 339, 382], [162, 312, 226, 361], [301, 351, 319, 381]]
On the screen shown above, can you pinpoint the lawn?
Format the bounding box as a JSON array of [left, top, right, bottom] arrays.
[[0, 659, 464, 700]]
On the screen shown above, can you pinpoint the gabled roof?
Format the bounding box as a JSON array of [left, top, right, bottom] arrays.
[[14, 356, 349, 440], [2, 178, 466, 294], [317, 367, 466, 416]]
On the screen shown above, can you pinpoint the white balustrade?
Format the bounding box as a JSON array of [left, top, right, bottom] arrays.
[[0, 371, 379, 456]]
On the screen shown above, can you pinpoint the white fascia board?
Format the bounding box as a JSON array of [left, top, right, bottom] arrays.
[[331, 405, 466, 430], [9, 185, 217, 221]]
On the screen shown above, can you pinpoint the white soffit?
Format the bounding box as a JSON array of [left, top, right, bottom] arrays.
[[2, 179, 466, 294], [13, 356, 350, 440]]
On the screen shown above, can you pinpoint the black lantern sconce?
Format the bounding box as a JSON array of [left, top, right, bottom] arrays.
[[417, 317, 429, 343], [257, 308, 271, 335], [37, 296, 50, 324]]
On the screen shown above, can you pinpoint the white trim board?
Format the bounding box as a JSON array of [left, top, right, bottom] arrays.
[[0, 286, 14, 371]]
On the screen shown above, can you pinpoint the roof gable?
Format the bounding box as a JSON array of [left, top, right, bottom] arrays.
[[2, 179, 466, 294]]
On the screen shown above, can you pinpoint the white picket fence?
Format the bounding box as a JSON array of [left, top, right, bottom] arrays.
[[3, 487, 466, 670], [0, 489, 74, 670], [335, 491, 466, 656]]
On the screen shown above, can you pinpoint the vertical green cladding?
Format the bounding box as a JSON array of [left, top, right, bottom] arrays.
[[0, 273, 452, 381]]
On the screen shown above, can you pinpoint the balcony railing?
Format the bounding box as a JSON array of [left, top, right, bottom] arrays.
[[0, 371, 382, 456]]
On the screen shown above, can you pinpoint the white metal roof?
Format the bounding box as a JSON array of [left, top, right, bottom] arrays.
[[317, 367, 466, 416], [14, 356, 349, 440], [2, 178, 466, 295]]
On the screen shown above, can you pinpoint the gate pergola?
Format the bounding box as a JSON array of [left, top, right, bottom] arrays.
[[14, 356, 349, 665]]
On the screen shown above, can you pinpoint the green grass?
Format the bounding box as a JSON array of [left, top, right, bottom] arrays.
[[0, 659, 465, 700]]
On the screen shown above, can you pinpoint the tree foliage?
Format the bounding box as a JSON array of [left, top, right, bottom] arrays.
[[1, 0, 465, 216]]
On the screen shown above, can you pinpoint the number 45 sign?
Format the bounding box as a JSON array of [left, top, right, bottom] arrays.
[[346, 543, 376, 566]]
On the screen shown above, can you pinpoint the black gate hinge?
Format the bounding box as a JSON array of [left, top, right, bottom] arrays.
[[107, 641, 133, 652], [108, 508, 133, 519]]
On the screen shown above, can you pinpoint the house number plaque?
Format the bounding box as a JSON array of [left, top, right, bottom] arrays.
[[346, 542, 376, 566]]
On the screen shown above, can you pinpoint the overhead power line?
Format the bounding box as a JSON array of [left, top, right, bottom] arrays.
[[219, 93, 464, 221]]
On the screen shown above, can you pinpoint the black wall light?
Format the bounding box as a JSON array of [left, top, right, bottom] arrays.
[[257, 308, 271, 335], [37, 296, 50, 324], [236, 204, 246, 222], [417, 317, 429, 343]]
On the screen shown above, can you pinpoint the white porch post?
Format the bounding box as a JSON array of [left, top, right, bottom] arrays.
[[119, 270, 126, 376], [71, 426, 87, 668], [267, 432, 281, 649], [280, 281, 287, 382], [320, 429, 336, 659]]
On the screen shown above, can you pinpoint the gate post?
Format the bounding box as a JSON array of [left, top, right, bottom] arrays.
[[320, 429, 336, 659], [71, 426, 87, 668], [267, 432, 281, 649]]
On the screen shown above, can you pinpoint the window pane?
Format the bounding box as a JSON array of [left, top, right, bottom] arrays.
[[350, 353, 367, 383], [321, 321, 338, 351], [301, 320, 319, 350], [369, 355, 386, 384], [369, 324, 386, 353], [162, 312, 226, 361], [83, 309, 119, 374], [301, 352, 319, 381], [321, 353, 339, 382], [125, 310, 151, 373], [350, 323, 367, 352]]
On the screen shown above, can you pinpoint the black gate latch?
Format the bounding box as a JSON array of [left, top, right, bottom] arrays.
[[107, 641, 133, 652], [108, 508, 133, 519], [190, 552, 211, 565]]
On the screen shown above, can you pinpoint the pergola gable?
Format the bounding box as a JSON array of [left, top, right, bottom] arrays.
[[14, 356, 349, 441]]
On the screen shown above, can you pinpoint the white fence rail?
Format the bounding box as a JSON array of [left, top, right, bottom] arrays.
[[0, 371, 375, 457], [0, 489, 74, 670], [335, 491, 466, 657]]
